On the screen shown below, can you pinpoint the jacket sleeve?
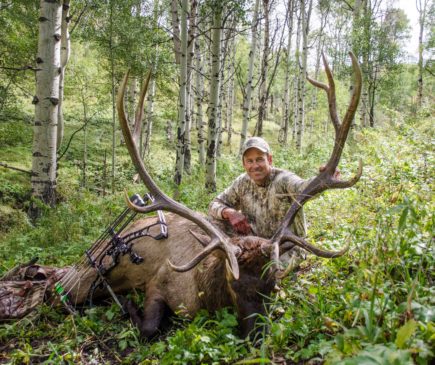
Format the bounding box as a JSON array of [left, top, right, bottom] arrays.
[[208, 175, 243, 220], [283, 172, 314, 196]]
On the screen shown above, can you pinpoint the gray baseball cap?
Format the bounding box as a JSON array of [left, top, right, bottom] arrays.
[[241, 137, 271, 156]]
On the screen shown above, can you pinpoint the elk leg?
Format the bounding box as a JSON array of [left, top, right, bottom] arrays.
[[124, 290, 166, 339]]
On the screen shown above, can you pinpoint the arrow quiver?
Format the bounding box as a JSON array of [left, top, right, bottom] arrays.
[[54, 193, 168, 314]]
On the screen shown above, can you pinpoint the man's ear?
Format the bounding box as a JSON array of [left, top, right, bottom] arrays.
[[268, 154, 273, 165]]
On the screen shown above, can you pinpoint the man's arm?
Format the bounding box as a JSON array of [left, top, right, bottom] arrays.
[[208, 176, 252, 235]]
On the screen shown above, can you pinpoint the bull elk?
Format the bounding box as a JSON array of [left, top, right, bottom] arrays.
[[60, 52, 362, 339]]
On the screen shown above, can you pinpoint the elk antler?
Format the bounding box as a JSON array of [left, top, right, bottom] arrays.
[[270, 52, 363, 273], [117, 70, 240, 280], [132, 71, 152, 145]]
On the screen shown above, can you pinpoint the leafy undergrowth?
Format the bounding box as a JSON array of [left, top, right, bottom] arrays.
[[0, 116, 434, 364]]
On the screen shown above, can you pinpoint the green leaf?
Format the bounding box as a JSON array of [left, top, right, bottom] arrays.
[[234, 358, 271, 364], [395, 319, 418, 349], [398, 207, 409, 231], [119, 339, 127, 351], [105, 308, 115, 321]]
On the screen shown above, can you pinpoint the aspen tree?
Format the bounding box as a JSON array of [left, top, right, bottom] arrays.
[[280, 0, 295, 146], [240, 0, 260, 154], [56, 0, 70, 149], [174, 0, 189, 187], [30, 0, 62, 218], [205, 3, 222, 192]]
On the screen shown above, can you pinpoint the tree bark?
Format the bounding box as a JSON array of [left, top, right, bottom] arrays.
[[195, 34, 206, 166], [183, 0, 197, 173], [143, 0, 160, 156], [174, 0, 188, 187], [226, 32, 236, 148], [256, 0, 270, 137], [292, 2, 301, 142], [280, 0, 295, 146], [416, 0, 429, 109], [30, 0, 62, 218], [171, 0, 181, 65], [56, 0, 70, 149], [239, 0, 260, 154], [205, 6, 222, 192], [143, 75, 156, 156], [295, 0, 312, 152], [109, 2, 116, 193]]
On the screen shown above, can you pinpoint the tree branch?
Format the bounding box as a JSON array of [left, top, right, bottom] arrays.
[[0, 162, 34, 175]]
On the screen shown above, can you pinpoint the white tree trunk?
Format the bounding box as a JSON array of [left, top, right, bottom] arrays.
[[292, 2, 301, 142], [128, 77, 137, 129], [226, 34, 236, 148], [240, 0, 260, 154], [143, 76, 156, 156], [256, 0, 270, 137], [183, 0, 197, 173], [205, 7, 222, 192], [416, 0, 429, 109], [171, 0, 181, 64], [195, 35, 206, 166], [30, 0, 62, 215], [56, 0, 70, 149], [143, 0, 160, 156], [358, 1, 369, 129], [174, 0, 188, 187], [217, 18, 234, 157], [295, 0, 312, 152], [280, 0, 295, 146]]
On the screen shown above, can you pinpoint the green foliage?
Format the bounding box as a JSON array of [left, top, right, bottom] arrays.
[[0, 121, 33, 147], [0, 2, 38, 117]]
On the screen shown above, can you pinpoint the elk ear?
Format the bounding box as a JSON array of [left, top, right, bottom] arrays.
[[189, 229, 211, 247]]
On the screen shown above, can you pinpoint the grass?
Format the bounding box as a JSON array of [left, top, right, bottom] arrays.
[[0, 110, 434, 364]]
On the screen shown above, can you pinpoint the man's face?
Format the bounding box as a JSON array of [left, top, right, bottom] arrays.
[[242, 148, 273, 185]]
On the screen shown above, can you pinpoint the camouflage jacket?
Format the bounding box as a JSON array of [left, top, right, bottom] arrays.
[[209, 167, 313, 238]]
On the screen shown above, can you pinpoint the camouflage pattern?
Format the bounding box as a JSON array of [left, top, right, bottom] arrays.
[[209, 167, 313, 239], [0, 263, 69, 320]]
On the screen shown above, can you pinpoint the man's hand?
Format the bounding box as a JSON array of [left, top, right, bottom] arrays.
[[222, 209, 252, 235]]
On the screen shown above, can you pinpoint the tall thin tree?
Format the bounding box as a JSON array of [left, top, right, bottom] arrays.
[[280, 0, 295, 146], [205, 3, 222, 192], [56, 0, 70, 149], [256, 0, 271, 137], [295, 0, 312, 152], [30, 0, 63, 218], [239, 0, 260, 154], [416, 0, 430, 109], [174, 0, 189, 188]]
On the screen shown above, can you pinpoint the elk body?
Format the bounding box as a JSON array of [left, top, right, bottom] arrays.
[[60, 213, 274, 338], [58, 52, 362, 339]]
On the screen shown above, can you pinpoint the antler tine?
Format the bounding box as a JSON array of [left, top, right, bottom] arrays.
[[280, 229, 349, 258], [132, 71, 152, 144], [117, 71, 240, 280], [167, 238, 221, 272], [327, 51, 362, 171], [307, 52, 340, 133], [270, 52, 363, 275]]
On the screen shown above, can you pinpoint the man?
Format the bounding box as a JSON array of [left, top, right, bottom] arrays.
[[208, 137, 312, 239]]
